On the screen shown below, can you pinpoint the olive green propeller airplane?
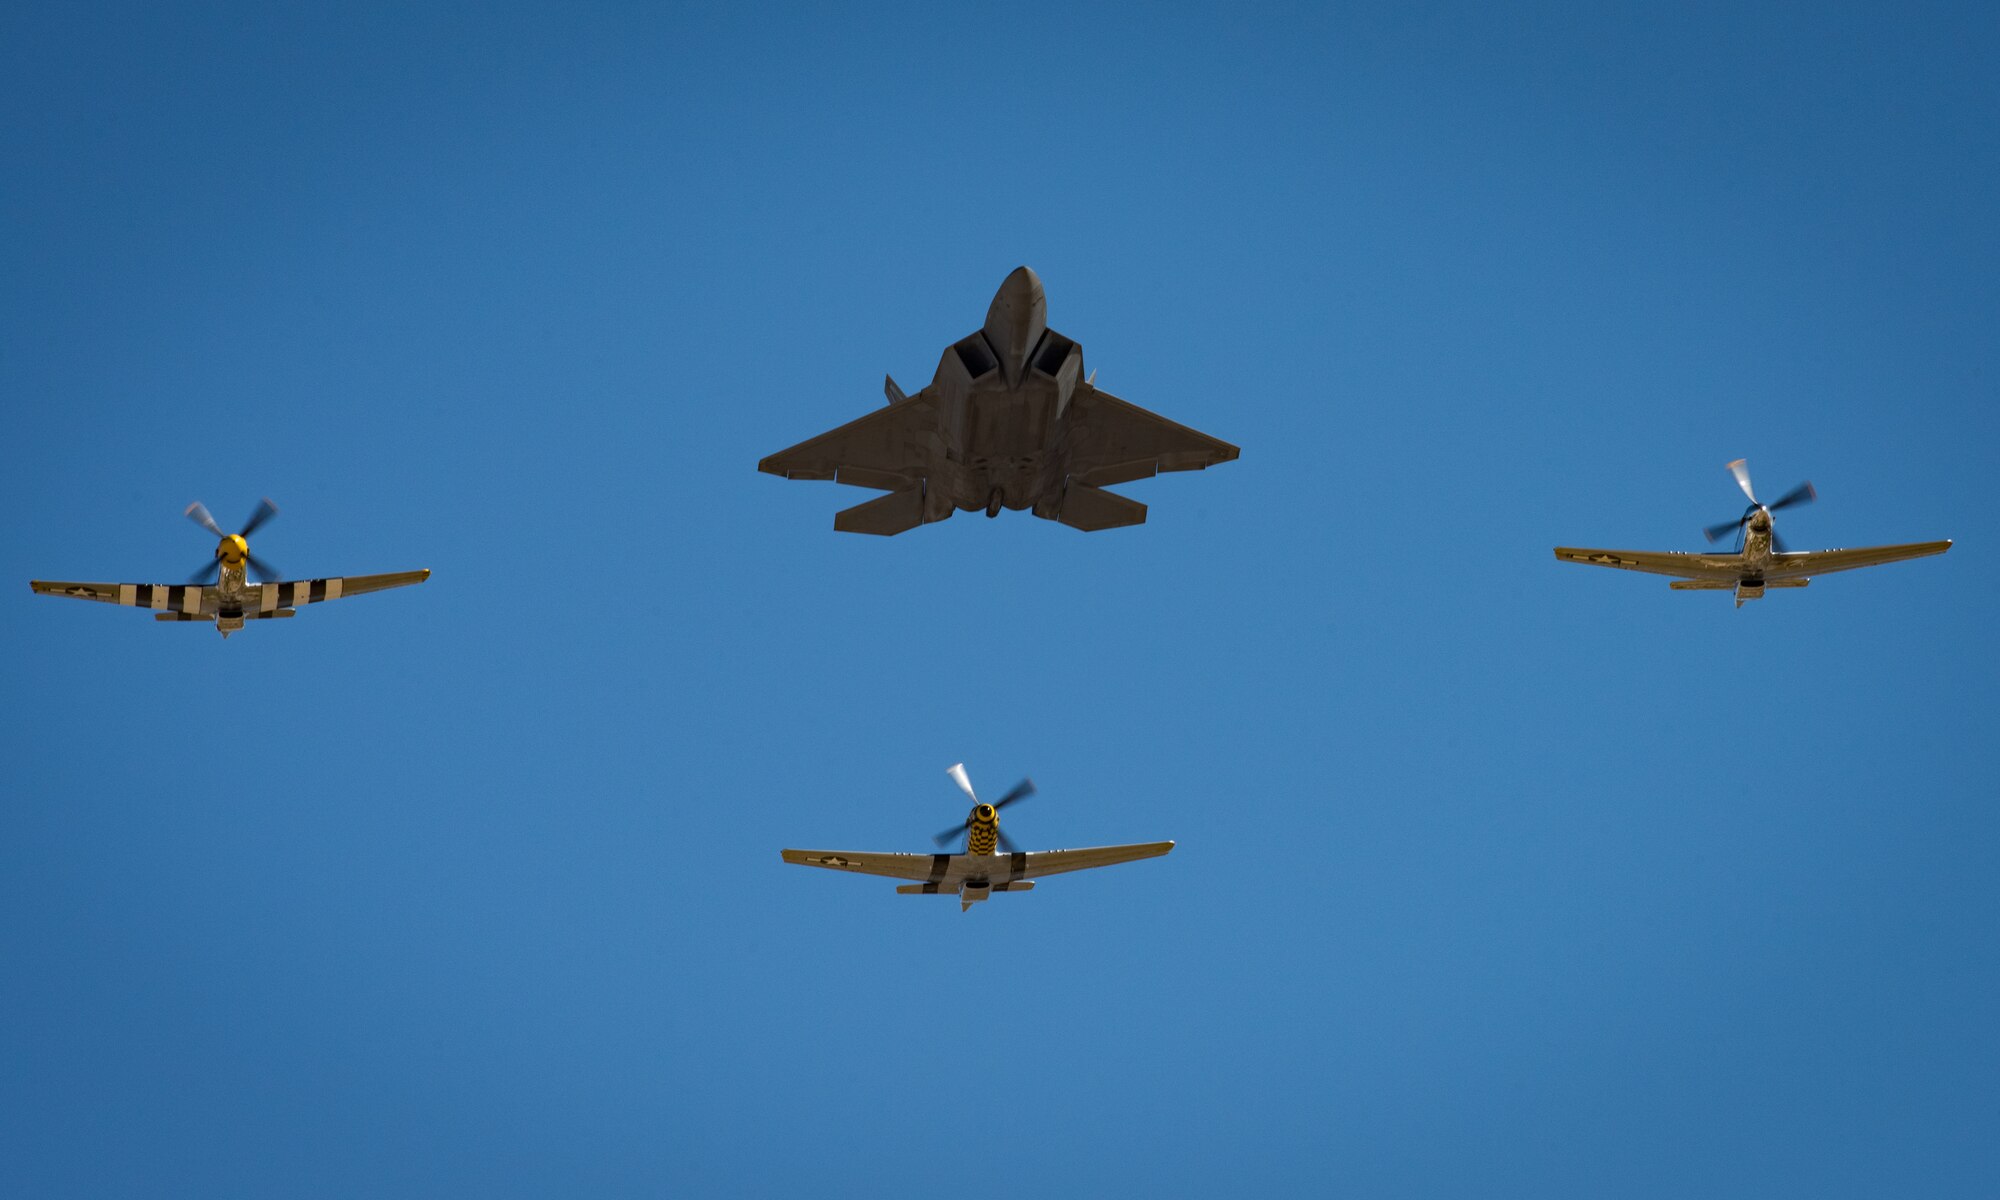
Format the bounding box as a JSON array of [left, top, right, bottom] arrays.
[[1554, 460, 1950, 607], [30, 499, 429, 638], [782, 763, 1173, 912]]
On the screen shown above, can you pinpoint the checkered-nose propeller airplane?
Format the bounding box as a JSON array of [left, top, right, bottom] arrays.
[[782, 763, 1173, 912], [1554, 459, 1951, 607], [30, 499, 429, 638]]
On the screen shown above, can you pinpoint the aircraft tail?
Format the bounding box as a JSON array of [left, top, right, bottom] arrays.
[[893, 881, 1035, 895], [1051, 481, 1147, 532], [835, 487, 933, 536]]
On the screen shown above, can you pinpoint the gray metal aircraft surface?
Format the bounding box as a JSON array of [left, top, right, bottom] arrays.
[[758, 266, 1238, 534], [1554, 459, 1951, 607]]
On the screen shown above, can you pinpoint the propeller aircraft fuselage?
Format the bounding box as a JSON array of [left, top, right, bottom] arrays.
[[29, 499, 430, 638], [1555, 460, 1951, 607], [782, 763, 1173, 912], [759, 267, 1239, 534]]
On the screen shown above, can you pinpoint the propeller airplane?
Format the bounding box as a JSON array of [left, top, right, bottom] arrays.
[[30, 499, 429, 638], [782, 763, 1173, 912], [1554, 459, 1950, 607]]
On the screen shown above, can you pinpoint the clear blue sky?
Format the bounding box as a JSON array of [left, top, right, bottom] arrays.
[[4, 3, 1996, 1195]]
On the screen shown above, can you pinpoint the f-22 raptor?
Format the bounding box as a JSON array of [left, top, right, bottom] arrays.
[[758, 267, 1238, 534]]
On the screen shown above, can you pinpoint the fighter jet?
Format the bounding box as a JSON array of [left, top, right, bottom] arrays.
[[1554, 460, 1951, 607], [758, 266, 1238, 534], [30, 499, 429, 637], [782, 763, 1173, 912]]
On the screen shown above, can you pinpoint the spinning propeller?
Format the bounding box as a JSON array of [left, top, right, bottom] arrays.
[[933, 762, 1036, 854], [184, 498, 282, 584], [1702, 459, 1815, 553]]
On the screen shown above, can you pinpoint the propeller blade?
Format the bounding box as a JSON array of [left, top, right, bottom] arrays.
[[932, 823, 966, 849], [1726, 459, 1758, 504], [187, 559, 220, 585], [946, 762, 978, 804], [996, 828, 1021, 855], [238, 498, 279, 538], [185, 502, 224, 537], [1768, 480, 1817, 512], [1703, 516, 1746, 544], [245, 553, 282, 583], [992, 778, 1036, 810]]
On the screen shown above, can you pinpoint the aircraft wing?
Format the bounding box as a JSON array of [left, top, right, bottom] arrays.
[[1017, 841, 1175, 878], [1065, 384, 1238, 487], [259, 570, 432, 608], [781, 849, 942, 880], [30, 580, 216, 613], [757, 395, 939, 492], [781, 841, 1174, 883], [1762, 540, 1952, 580], [1552, 547, 1743, 580]]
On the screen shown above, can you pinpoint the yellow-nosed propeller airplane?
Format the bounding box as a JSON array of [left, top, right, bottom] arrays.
[[30, 499, 429, 638], [1555, 459, 1951, 607], [782, 763, 1173, 912]]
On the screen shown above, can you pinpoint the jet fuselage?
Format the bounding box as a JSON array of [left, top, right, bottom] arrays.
[[922, 266, 1085, 519]]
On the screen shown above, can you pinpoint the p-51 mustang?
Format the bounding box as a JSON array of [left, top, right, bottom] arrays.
[[1554, 460, 1951, 607], [758, 266, 1238, 534], [30, 499, 430, 638], [781, 763, 1173, 912]]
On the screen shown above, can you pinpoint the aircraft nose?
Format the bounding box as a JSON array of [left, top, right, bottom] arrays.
[[983, 267, 1048, 383], [999, 265, 1042, 299]]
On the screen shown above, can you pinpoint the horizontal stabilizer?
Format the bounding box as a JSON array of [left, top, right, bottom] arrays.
[[835, 487, 929, 536], [1054, 481, 1147, 532], [1668, 579, 1807, 590], [895, 881, 1035, 894]]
